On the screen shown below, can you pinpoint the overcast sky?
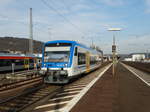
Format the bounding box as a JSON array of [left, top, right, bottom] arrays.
[[0, 0, 150, 54]]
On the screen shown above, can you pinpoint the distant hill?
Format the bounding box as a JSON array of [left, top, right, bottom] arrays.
[[0, 37, 44, 54]]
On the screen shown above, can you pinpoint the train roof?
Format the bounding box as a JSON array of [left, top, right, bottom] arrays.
[[45, 40, 77, 44], [45, 40, 82, 47], [45, 40, 103, 54]]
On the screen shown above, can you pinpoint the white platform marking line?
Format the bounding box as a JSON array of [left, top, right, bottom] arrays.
[[61, 64, 112, 112], [122, 63, 150, 86], [35, 101, 69, 110], [49, 95, 75, 101], [45, 108, 64, 112], [56, 90, 80, 96]]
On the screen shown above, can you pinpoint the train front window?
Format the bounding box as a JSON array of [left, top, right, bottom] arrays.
[[44, 51, 70, 62], [44, 46, 70, 62]]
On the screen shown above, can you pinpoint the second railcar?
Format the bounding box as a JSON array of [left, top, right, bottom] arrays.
[[0, 54, 41, 72]]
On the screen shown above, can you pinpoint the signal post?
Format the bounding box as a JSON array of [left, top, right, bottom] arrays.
[[108, 28, 121, 76], [112, 37, 116, 76]]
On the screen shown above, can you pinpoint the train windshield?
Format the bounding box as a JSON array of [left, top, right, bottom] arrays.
[[44, 45, 71, 63]]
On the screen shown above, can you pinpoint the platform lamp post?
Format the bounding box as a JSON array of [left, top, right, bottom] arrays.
[[108, 28, 121, 76]]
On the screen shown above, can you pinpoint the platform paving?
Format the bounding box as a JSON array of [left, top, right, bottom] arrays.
[[70, 63, 150, 112]]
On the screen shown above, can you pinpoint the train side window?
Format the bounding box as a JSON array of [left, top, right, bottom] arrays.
[[74, 47, 78, 56], [24, 59, 29, 65], [13, 59, 20, 65], [0, 59, 4, 67], [90, 56, 97, 65], [29, 59, 34, 63], [2, 59, 11, 66], [78, 53, 86, 65]]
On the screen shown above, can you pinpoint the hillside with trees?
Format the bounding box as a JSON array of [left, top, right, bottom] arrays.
[[0, 37, 44, 54]]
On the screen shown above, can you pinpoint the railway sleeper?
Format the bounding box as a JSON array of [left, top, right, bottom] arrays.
[[33, 92, 48, 96], [5, 103, 18, 107], [0, 106, 11, 111], [12, 99, 32, 105], [7, 102, 31, 110], [18, 97, 34, 101], [27, 94, 41, 98], [3, 104, 22, 109], [37, 91, 51, 94], [0, 105, 22, 112], [22, 96, 40, 101]]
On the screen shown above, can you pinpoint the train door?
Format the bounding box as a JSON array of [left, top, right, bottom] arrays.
[[24, 58, 29, 69], [73, 46, 79, 75], [86, 51, 90, 73]]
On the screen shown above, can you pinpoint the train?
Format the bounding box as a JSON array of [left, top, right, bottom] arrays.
[[0, 53, 41, 72], [41, 40, 103, 84]]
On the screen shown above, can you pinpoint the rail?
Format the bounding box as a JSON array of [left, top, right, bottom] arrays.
[[0, 76, 43, 91], [122, 61, 150, 73], [0, 84, 61, 112], [0, 70, 43, 91], [0, 61, 111, 112]]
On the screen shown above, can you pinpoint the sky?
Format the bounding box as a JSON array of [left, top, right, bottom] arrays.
[[0, 0, 150, 54]]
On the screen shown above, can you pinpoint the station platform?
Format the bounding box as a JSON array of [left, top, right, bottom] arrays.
[[70, 63, 150, 112]]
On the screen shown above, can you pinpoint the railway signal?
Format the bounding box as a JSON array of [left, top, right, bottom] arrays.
[[108, 28, 121, 76]]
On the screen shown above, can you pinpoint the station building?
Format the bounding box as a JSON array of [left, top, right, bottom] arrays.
[[124, 53, 150, 62]]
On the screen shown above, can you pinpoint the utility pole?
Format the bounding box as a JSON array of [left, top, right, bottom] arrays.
[[29, 8, 33, 54]]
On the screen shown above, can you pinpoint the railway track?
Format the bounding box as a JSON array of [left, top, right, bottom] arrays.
[[0, 69, 42, 91], [0, 72, 91, 112], [0, 70, 44, 105], [0, 84, 61, 112], [0, 62, 111, 112], [122, 61, 150, 73], [0, 69, 60, 112], [0, 69, 40, 81], [0, 76, 43, 91], [29, 63, 111, 112]]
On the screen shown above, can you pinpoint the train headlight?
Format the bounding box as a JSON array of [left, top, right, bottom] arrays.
[[60, 71, 67, 74], [41, 67, 47, 71], [39, 70, 45, 75]]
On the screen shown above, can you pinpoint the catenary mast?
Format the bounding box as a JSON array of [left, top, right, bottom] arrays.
[[29, 8, 33, 54]]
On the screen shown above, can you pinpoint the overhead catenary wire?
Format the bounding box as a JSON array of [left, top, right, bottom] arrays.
[[60, 0, 70, 11], [40, 0, 86, 38]]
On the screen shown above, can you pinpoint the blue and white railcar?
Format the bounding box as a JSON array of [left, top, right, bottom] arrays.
[[41, 40, 103, 84]]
